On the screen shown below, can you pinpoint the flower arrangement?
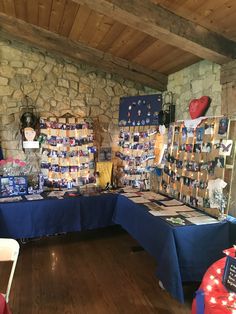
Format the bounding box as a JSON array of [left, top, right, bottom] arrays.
[[0, 157, 28, 176]]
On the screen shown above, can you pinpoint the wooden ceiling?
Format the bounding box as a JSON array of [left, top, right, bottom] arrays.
[[0, 0, 236, 90]]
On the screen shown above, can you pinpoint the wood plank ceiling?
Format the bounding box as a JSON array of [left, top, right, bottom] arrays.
[[0, 0, 236, 90]]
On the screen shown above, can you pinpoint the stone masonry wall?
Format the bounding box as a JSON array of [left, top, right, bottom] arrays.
[[0, 39, 158, 172], [167, 60, 222, 120]]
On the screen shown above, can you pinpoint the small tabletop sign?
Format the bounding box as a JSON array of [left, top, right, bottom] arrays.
[[222, 255, 236, 293]]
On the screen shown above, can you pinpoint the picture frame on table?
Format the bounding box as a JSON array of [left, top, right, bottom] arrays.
[[0, 176, 28, 197]]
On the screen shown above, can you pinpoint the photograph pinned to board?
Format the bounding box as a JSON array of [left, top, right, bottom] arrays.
[[218, 117, 229, 136], [219, 140, 233, 156], [118, 94, 162, 127]]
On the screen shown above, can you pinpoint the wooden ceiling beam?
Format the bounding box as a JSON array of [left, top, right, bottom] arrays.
[[0, 13, 167, 90], [73, 0, 236, 63]]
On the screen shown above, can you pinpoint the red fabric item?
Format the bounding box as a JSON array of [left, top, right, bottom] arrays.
[[0, 295, 11, 314], [192, 257, 236, 314], [189, 96, 210, 119]]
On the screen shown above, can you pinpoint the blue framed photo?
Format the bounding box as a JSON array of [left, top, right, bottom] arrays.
[[222, 255, 236, 293], [0, 176, 28, 197]]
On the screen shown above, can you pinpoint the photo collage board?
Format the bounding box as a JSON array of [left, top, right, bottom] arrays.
[[118, 94, 162, 127], [115, 125, 158, 189], [40, 117, 96, 187], [159, 116, 233, 215]]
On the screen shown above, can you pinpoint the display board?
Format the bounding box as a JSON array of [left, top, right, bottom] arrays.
[[39, 116, 96, 187], [118, 94, 162, 127], [158, 117, 233, 216], [115, 126, 158, 189]]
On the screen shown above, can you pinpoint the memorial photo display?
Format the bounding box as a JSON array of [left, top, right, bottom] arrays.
[[159, 117, 232, 215], [39, 117, 96, 187], [119, 94, 162, 127]]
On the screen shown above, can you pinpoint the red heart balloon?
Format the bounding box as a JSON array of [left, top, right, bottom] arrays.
[[189, 96, 211, 119]]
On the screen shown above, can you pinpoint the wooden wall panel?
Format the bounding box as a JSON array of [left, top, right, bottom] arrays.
[[78, 10, 104, 43], [38, 0, 53, 29], [59, 1, 79, 36], [123, 36, 156, 61], [88, 16, 114, 48], [49, 0, 66, 33], [2, 0, 15, 16], [153, 0, 236, 41], [14, 0, 27, 20], [96, 22, 126, 52], [26, 0, 38, 25]]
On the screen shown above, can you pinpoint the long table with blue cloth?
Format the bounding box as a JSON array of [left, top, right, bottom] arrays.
[[0, 190, 235, 304]]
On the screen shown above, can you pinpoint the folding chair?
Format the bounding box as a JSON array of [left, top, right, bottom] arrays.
[[0, 239, 20, 303]]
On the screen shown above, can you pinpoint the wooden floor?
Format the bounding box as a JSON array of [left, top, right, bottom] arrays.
[[0, 226, 196, 314]]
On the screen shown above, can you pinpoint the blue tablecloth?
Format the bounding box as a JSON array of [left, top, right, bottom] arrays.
[[0, 192, 233, 304], [227, 215, 236, 245], [0, 194, 117, 239], [113, 195, 231, 303]]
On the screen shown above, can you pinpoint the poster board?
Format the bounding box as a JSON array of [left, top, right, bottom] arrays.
[[119, 94, 162, 127], [39, 117, 96, 187], [158, 117, 232, 216], [115, 125, 158, 188]]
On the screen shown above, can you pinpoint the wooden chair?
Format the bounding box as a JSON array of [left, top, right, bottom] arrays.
[[0, 239, 20, 303]]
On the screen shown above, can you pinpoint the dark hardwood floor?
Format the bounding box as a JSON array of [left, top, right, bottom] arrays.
[[0, 226, 195, 314]]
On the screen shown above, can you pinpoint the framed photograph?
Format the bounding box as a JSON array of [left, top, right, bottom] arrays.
[[0, 176, 28, 197]]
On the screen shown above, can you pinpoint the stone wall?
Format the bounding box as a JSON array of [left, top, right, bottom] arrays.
[[0, 39, 158, 172], [167, 60, 222, 120]]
